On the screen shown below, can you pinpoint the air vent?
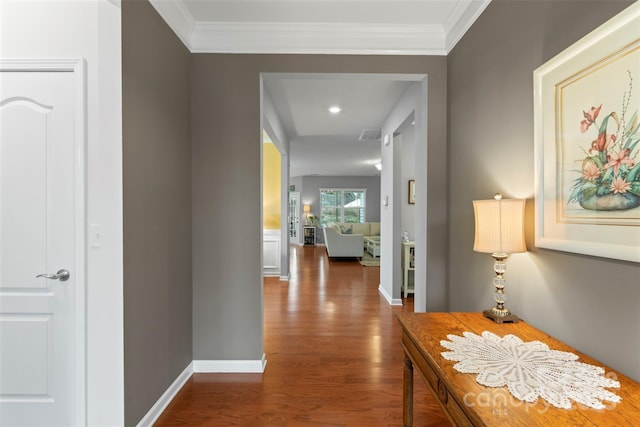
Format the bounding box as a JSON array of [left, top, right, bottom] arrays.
[[359, 128, 381, 141]]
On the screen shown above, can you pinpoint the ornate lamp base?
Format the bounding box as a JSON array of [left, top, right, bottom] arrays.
[[484, 253, 520, 324], [483, 309, 519, 324]]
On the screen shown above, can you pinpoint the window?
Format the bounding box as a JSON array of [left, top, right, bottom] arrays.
[[320, 189, 366, 226]]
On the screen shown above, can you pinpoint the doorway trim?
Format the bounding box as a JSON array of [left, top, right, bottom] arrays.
[[1, 58, 87, 425], [260, 72, 428, 310]]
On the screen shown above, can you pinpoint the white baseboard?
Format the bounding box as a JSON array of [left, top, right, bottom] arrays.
[[263, 271, 281, 277], [137, 354, 267, 425], [378, 284, 403, 306], [279, 273, 290, 281], [136, 362, 193, 427], [193, 354, 267, 373]]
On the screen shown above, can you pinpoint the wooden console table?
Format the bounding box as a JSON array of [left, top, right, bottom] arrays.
[[397, 312, 640, 426]]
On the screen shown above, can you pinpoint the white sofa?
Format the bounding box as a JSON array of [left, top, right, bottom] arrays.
[[322, 222, 380, 258]]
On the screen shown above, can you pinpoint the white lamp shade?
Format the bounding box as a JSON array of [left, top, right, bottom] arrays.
[[303, 205, 311, 213], [473, 198, 526, 254]]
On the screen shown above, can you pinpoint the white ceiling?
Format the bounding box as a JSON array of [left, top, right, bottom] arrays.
[[263, 74, 413, 177], [149, 0, 490, 177], [184, 0, 470, 24], [269, 77, 408, 136]]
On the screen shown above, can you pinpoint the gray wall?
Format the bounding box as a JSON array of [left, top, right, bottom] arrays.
[[448, 0, 640, 381], [192, 54, 447, 360], [399, 124, 416, 240], [298, 175, 381, 243], [290, 176, 303, 194], [122, 1, 192, 425]]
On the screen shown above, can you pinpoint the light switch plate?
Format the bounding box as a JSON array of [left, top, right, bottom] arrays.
[[90, 224, 102, 248]]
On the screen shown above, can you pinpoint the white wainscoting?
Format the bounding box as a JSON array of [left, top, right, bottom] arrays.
[[263, 229, 280, 276]]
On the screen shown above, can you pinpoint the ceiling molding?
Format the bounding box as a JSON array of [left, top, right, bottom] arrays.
[[191, 22, 446, 55], [444, 0, 491, 52], [149, 0, 195, 50], [150, 0, 491, 55]]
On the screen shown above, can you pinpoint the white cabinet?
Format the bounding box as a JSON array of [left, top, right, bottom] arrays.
[[402, 241, 415, 298]]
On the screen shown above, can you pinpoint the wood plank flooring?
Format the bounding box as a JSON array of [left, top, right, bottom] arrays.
[[154, 245, 450, 426]]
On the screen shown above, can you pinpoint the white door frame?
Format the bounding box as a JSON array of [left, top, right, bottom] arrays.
[[1, 58, 87, 425]]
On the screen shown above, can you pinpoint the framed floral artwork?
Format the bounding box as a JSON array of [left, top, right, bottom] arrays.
[[534, 2, 640, 263]]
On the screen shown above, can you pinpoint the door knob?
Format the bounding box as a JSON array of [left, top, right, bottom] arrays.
[[36, 269, 70, 282]]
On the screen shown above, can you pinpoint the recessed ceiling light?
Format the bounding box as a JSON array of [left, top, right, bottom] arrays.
[[328, 106, 341, 114]]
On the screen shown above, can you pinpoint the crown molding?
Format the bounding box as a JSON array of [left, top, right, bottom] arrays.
[[148, 0, 195, 50], [444, 0, 491, 52], [149, 0, 491, 55], [191, 22, 446, 55]]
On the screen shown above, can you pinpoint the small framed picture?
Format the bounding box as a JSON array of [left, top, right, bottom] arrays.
[[408, 180, 415, 204]]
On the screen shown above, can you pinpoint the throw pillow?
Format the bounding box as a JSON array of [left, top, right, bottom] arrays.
[[370, 222, 380, 236], [351, 223, 369, 235], [340, 225, 353, 234]]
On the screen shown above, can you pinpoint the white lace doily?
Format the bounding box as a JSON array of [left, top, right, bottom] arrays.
[[440, 331, 621, 409]]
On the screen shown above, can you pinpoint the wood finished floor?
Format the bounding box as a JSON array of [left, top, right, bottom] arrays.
[[154, 245, 450, 427]]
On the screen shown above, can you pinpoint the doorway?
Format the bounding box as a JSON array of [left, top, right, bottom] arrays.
[[260, 72, 428, 308], [289, 191, 301, 245]]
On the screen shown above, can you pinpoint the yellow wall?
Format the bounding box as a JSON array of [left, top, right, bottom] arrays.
[[263, 141, 281, 229]]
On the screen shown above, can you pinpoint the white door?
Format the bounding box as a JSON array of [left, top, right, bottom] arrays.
[[288, 192, 300, 244], [0, 62, 85, 426]]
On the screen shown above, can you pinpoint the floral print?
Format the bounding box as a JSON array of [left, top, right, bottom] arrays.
[[568, 71, 640, 211], [580, 104, 601, 133]]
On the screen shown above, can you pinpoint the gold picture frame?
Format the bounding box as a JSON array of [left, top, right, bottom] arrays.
[[534, 3, 640, 262], [408, 180, 415, 205]]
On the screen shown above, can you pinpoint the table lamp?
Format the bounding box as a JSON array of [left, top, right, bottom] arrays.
[[303, 204, 311, 224], [473, 193, 526, 323]]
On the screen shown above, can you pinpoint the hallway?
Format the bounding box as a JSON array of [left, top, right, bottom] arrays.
[[155, 245, 449, 426]]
